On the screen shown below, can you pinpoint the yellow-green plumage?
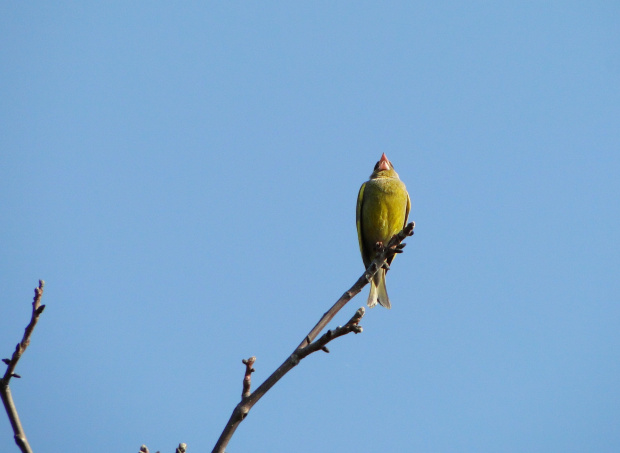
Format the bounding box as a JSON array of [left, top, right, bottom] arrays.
[[356, 153, 410, 308]]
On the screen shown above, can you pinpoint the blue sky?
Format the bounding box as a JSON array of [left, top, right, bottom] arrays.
[[1, 2, 619, 452]]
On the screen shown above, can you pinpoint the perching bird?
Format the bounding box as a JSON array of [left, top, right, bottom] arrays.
[[356, 153, 410, 308]]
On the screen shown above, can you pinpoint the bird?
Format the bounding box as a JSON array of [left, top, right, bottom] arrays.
[[356, 153, 410, 308]]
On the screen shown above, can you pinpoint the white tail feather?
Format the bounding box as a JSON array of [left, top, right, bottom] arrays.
[[367, 269, 391, 309]]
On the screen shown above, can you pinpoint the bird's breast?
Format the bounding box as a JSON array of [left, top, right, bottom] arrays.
[[361, 179, 408, 247]]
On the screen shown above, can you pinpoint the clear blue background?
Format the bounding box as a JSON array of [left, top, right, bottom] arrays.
[[2, 2, 619, 452]]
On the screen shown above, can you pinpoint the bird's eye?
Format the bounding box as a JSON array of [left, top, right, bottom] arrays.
[[374, 163, 380, 170]]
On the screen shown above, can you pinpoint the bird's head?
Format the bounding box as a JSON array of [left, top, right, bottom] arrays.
[[370, 153, 400, 179]]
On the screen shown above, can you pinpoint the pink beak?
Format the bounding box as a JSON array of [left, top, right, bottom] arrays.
[[377, 153, 391, 171]]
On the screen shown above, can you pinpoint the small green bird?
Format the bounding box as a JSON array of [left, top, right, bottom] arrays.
[[356, 153, 410, 308]]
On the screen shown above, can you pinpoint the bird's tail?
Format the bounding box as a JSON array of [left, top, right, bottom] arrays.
[[367, 269, 391, 309]]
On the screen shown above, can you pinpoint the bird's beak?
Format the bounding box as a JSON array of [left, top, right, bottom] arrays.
[[378, 153, 391, 171]]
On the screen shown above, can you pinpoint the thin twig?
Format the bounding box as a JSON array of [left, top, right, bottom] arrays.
[[1, 280, 45, 453], [241, 357, 256, 398], [211, 222, 414, 453], [297, 307, 365, 359]]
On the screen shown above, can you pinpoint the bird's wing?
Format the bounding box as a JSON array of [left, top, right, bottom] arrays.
[[387, 186, 411, 268], [404, 190, 411, 229], [356, 182, 370, 267]]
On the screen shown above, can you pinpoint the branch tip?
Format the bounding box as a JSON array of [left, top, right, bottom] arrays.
[[241, 357, 256, 366], [242, 356, 257, 398], [2, 280, 47, 453]]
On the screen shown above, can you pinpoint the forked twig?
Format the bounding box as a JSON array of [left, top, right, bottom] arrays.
[[212, 222, 414, 453]]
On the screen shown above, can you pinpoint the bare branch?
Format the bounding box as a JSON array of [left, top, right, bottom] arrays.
[[297, 221, 414, 350], [1, 280, 45, 453], [211, 222, 414, 453]]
